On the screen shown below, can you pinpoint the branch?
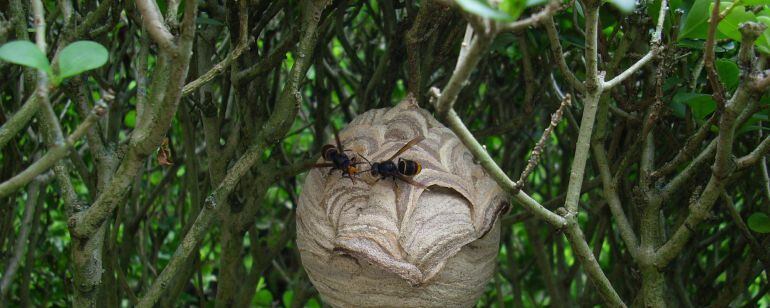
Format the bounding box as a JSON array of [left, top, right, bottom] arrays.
[[432, 2, 625, 304], [652, 114, 718, 179], [753, 75, 770, 92], [182, 38, 251, 97], [592, 144, 640, 260], [499, 1, 561, 32], [736, 133, 770, 168], [544, 17, 584, 92], [722, 193, 770, 274], [136, 1, 329, 305], [0, 181, 41, 299], [655, 23, 764, 267], [437, 103, 567, 227], [0, 95, 40, 150], [136, 0, 176, 51], [68, 0, 201, 239], [234, 30, 299, 82], [434, 28, 492, 116], [704, 0, 726, 105], [0, 102, 107, 198], [602, 0, 667, 89], [514, 95, 572, 191], [563, 219, 625, 306]]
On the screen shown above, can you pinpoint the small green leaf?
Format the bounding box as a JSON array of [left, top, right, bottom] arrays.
[[755, 16, 770, 54], [282, 291, 294, 308], [526, 0, 547, 6], [0, 40, 52, 76], [679, 0, 712, 40], [747, 213, 770, 233], [56, 41, 109, 84], [743, 0, 770, 5], [674, 92, 716, 120], [254, 289, 274, 306], [501, 0, 526, 20], [456, 0, 515, 21], [607, 0, 636, 13], [124, 110, 137, 128], [716, 4, 756, 41], [715, 59, 739, 90]]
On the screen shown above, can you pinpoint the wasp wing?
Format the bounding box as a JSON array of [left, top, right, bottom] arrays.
[[386, 135, 424, 162]]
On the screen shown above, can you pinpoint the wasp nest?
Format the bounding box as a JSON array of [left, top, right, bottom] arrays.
[[296, 98, 508, 307]]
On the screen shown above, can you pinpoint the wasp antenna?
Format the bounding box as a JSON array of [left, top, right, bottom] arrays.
[[330, 123, 344, 151], [357, 153, 373, 166]]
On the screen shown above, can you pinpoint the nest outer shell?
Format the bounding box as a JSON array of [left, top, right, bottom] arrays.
[[297, 98, 508, 307]]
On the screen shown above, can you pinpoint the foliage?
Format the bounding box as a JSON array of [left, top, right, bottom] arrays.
[[0, 40, 108, 85], [0, 0, 769, 307]]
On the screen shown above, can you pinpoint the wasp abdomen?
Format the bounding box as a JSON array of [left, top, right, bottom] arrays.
[[398, 159, 421, 176], [322, 144, 339, 161]]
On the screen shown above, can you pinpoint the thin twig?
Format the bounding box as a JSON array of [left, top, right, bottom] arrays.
[[514, 94, 572, 192], [544, 17, 585, 92], [704, 0, 726, 106]]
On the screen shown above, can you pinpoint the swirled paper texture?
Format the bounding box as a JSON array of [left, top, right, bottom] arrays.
[[297, 98, 508, 307]]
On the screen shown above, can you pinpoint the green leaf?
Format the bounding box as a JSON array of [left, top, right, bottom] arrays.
[[501, 0, 526, 20], [456, 0, 515, 21], [674, 92, 716, 120], [254, 289, 274, 306], [756, 16, 770, 54], [282, 291, 294, 308], [56, 41, 109, 84], [607, 0, 636, 13], [124, 110, 137, 128], [716, 4, 756, 41], [743, 0, 770, 5], [0, 40, 52, 76], [526, 0, 547, 6], [715, 59, 739, 90], [747, 213, 770, 233], [679, 0, 712, 40]]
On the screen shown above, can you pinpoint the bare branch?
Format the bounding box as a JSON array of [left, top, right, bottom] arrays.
[[499, 1, 561, 32], [438, 104, 568, 227], [182, 39, 251, 96], [0, 181, 41, 299], [514, 95, 572, 191], [592, 144, 640, 260], [544, 17, 584, 92], [602, 0, 667, 89], [136, 1, 329, 305], [0, 95, 40, 150], [722, 193, 770, 273], [434, 29, 492, 116], [0, 102, 107, 198], [704, 0, 726, 105], [136, 0, 176, 51]]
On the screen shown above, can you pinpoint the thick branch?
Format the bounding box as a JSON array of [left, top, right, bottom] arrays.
[[0, 95, 39, 150], [136, 0, 176, 51]]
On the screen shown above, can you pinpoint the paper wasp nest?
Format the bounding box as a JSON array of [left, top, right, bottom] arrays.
[[296, 98, 508, 307]]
